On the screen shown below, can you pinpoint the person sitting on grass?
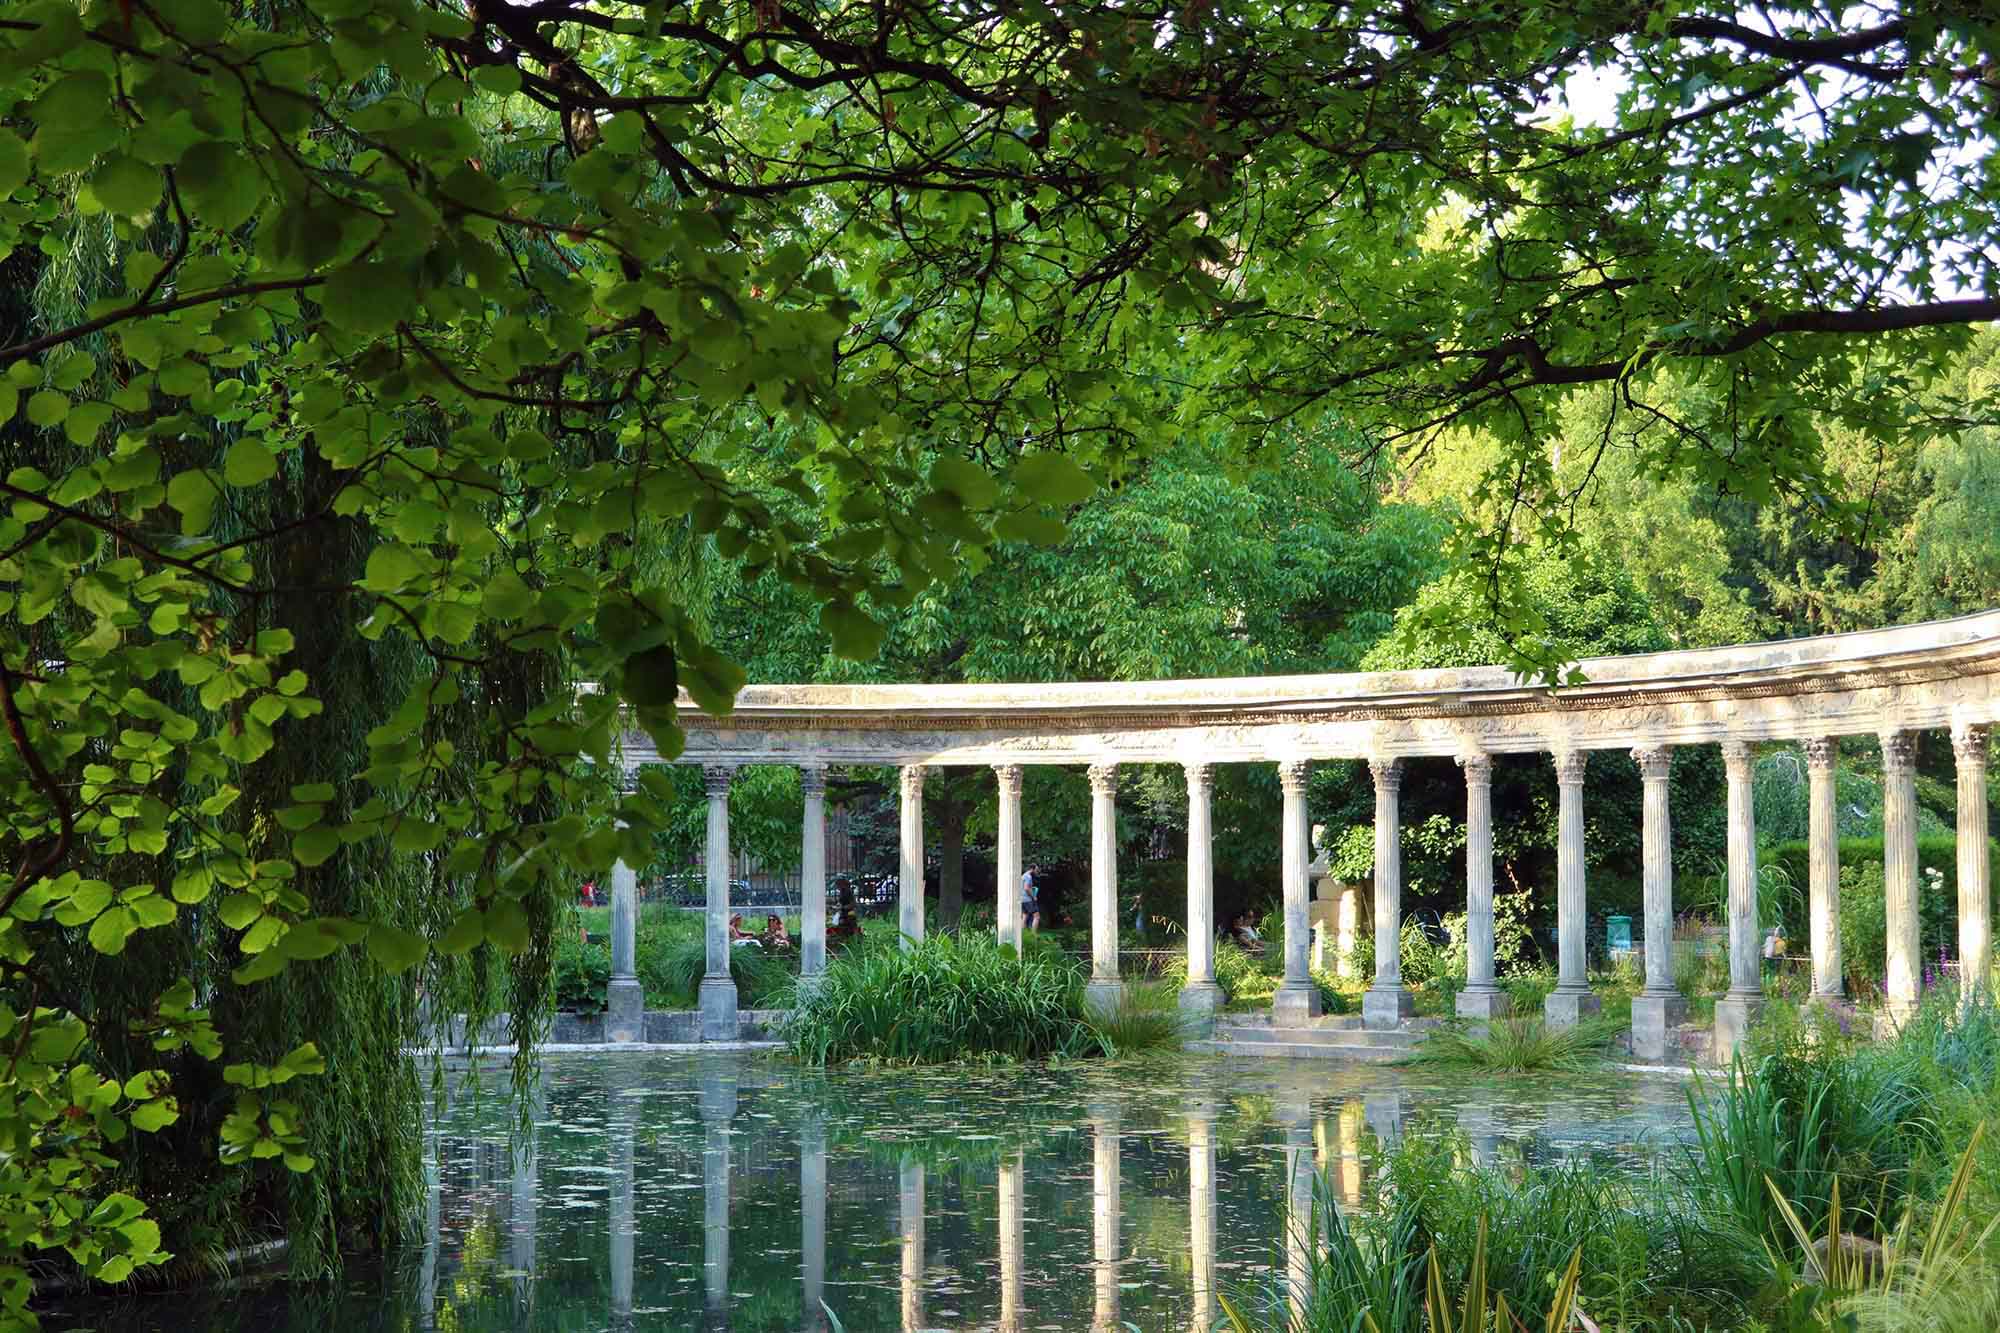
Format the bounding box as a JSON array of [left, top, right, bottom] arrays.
[[762, 913, 792, 951], [1229, 911, 1266, 954], [729, 913, 759, 947]]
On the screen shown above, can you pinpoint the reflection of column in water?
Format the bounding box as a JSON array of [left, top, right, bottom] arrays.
[[609, 1089, 637, 1331], [1091, 1106, 1121, 1333], [1456, 1096, 1503, 1169], [418, 1131, 441, 1332], [1336, 1100, 1364, 1208], [1364, 1092, 1404, 1153], [899, 1159, 925, 1332], [509, 1081, 541, 1324], [801, 1114, 827, 1333], [702, 1073, 738, 1326], [1282, 1103, 1314, 1333], [1187, 1103, 1217, 1333], [998, 1150, 1025, 1333]]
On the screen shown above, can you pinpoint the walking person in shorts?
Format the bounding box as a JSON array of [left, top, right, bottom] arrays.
[[1021, 865, 1041, 933]]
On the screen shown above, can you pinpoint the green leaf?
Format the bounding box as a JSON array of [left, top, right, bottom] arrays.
[[437, 909, 484, 955], [820, 601, 886, 660], [620, 644, 679, 708], [365, 923, 427, 973], [178, 141, 261, 232], [993, 512, 1069, 546], [292, 825, 340, 868], [485, 899, 530, 953], [222, 437, 277, 486], [89, 154, 162, 217], [129, 1100, 178, 1133], [1012, 454, 1098, 506], [0, 129, 29, 196]]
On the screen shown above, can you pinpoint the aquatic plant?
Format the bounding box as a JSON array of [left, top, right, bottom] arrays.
[[1402, 1015, 1622, 1072], [1084, 981, 1189, 1054]]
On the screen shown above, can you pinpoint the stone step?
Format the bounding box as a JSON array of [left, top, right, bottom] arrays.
[[1214, 1023, 1418, 1049], [1185, 1038, 1409, 1063]]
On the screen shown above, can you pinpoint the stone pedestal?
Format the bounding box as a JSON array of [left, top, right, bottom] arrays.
[[1362, 985, 1414, 1030], [1178, 980, 1223, 1033], [1713, 994, 1762, 1062], [1272, 979, 1321, 1028], [1084, 977, 1124, 1020], [1454, 986, 1511, 1022], [699, 975, 740, 1043], [1630, 992, 1689, 1063], [606, 976, 645, 1043], [1544, 988, 1601, 1030]]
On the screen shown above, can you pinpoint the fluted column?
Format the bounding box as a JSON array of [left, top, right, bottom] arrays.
[[801, 764, 828, 987], [899, 1160, 924, 1332], [1630, 746, 1686, 1061], [1957, 727, 1992, 1004], [1456, 752, 1508, 1020], [1181, 762, 1222, 1026], [1274, 760, 1321, 1026], [1881, 731, 1920, 1027], [1090, 1105, 1121, 1333], [898, 764, 926, 947], [801, 1113, 827, 1331], [1187, 1103, 1217, 1333], [701, 1072, 735, 1325], [1545, 750, 1600, 1029], [699, 763, 739, 1042], [1334, 883, 1360, 979], [1806, 739, 1842, 999], [998, 1150, 1025, 1333], [606, 839, 643, 1040], [1362, 757, 1414, 1029], [1713, 739, 1763, 1059], [995, 764, 1025, 951], [1085, 763, 1123, 1017]]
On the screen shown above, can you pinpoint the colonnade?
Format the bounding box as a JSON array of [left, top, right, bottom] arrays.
[[607, 723, 1991, 1061]]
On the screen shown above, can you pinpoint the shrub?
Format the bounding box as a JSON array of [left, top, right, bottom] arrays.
[[1404, 1016, 1623, 1073], [1162, 939, 1263, 1002], [643, 929, 795, 1008], [1501, 962, 1557, 1012], [1085, 981, 1188, 1054], [552, 930, 610, 1012], [785, 933, 1104, 1065]]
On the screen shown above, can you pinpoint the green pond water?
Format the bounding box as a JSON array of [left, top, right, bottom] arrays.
[[64, 1051, 1696, 1332]]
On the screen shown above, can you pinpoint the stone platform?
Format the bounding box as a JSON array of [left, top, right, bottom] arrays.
[[1187, 1013, 1431, 1063]]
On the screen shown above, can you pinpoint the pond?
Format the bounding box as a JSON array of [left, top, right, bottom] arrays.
[[67, 1052, 1698, 1332]]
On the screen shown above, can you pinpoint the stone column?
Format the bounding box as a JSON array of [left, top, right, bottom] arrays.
[[898, 764, 926, 948], [699, 763, 739, 1043], [1090, 1104, 1121, 1333], [1806, 739, 1843, 1000], [1282, 1102, 1314, 1333], [899, 1159, 925, 1332], [1545, 750, 1601, 1029], [1631, 745, 1686, 1062], [1181, 762, 1223, 1027], [1274, 760, 1321, 1026], [998, 1149, 1025, 1333], [607, 844, 643, 1041], [1334, 883, 1361, 979], [801, 764, 828, 989], [701, 1072, 735, 1326], [1085, 762, 1123, 1017], [609, 1089, 636, 1330], [995, 763, 1025, 951], [1456, 752, 1508, 1020], [1187, 1102, 1217, 1333], [1955, 726, 1991, 1004], [1363, 757, 1414, 1029], [1714, 739, 1763, 1059], [1881, 730, 1921, 1027], [801, 1113, 827, 1332]]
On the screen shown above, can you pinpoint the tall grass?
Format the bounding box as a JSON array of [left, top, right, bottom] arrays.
[[1404, 1016, 1623, 1072], [784, 933, 1105, 1065], [1084, 981, 1189, 1055]]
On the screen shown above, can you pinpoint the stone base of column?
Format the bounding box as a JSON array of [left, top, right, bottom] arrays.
[[698, 976, 740, 1043], [1272, 979, 1322, 1028], [606, 976, 645, 1043], [1454, 986, 1511, 1022], [1362, 985, 1414, 1030], [1713, 993, 1763, 1061], [1084, 977, 1125, 1019], [1630, 992, 1689, 1063], [1543, 988, 1601, 1030], [1178, 981, 1224, 1032], [1872, 1001, 1917, 1042], [793, 971, 823, 1004]]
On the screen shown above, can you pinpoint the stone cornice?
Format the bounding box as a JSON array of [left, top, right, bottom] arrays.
[[619, 610, 2000, 768]]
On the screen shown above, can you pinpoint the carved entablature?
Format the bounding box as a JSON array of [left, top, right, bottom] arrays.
[[614, 612, 2000, 770]]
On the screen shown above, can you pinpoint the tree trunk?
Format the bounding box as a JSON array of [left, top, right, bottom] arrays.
[[937, 799, 968, 931]]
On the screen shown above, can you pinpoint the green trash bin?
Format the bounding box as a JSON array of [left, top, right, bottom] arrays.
[[1606, 915, 1633, 951]]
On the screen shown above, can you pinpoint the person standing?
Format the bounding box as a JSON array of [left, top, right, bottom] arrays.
[[1021, 865, 1041, 933]]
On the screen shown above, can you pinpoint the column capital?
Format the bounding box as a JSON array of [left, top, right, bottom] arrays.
[[1953, 724, 1991, 768], [1183, 760, 1213, 792], [993, 762, 1025, 794], [1879, 730, 1916, 775], [1630, 745, 1672, 781], [1087, 762, 1118, 797], [1804, 737, 1838, 772], [1458, 751, 1492, 785], [1277, 759, 1310, 793], [1720, 738, 1755, 779], [900, 763, 928, 797], [1369, 756, 1403, 792], [1553, 749, 1588, 786], [799, 763, 827, 798], [702, 763, 736, 796]]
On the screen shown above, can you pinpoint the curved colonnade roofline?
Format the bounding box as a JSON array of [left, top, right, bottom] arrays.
[[632, 610, 2000, 768]]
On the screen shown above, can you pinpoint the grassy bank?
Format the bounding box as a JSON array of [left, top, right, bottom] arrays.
[[1226, 992, 2000, 1332]]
